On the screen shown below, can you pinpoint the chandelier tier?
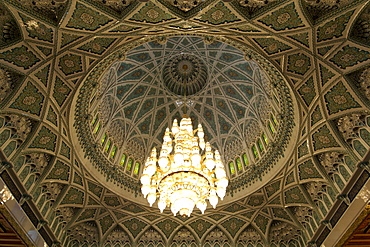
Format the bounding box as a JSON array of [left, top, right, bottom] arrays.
[[140, 116, 228, 217]]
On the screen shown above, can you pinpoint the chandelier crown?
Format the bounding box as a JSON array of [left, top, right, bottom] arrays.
[[140, 116, 228, 216]]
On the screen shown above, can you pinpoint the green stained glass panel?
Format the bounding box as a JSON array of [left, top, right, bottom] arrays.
[[105, 139, 111, 152], [236, 158, 242, 171], [91, 115, 98, 126], [93, 122, 101, 134], [242, 153, 249, 166], [258, 139, 264, 152], [271, 114, 278, 125], [101, 133, 107, 145], [134, 162, 140, 175], [120, 154, 126, 166], [268, 122, 275, 134], [262, 133, 268, 145], [229, 162, 235, 175], [127, 158, 133, 171], [110, 145, 117, 159], [252, 145, 259, 159]]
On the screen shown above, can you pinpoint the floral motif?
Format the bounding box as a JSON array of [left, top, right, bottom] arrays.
[[298, 160, 323, 180], [258, 3, 304, 31], [317, 10, 354, 42], [78, 37, 116, 55], [287, 53, 311, 75], [53, 76, 71, 106], [298, 77, 316, 106], [312, 125, 340, 150], [0, 46, 40, 69], [46, 160, 70, 181], [10, 82, 44, 115], [19, 13, 53, 42], [254, 37, 292, 55], [60, 187, 84, 205], [66, 2, 112, 31], [29, 126, 57, 151], [130, 2, 175, 23], [324, 81, 361, 115], [196, 2, 240, 25], [330, 45, 370, 69], [59, 54, 82, 75]]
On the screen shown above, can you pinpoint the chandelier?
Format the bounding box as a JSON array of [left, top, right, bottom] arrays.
[[140, 116, 228, 216]]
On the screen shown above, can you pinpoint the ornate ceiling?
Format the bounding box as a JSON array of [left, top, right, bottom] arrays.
[[0, 0, 369, 246]]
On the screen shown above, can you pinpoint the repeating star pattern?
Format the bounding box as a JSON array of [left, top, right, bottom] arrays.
[[0, 0, 369, 246]]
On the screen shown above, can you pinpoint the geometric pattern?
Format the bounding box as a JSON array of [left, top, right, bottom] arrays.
[[0, 0, 369, 246]]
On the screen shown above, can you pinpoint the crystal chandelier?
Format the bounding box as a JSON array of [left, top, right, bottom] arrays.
[[140, 116, 228, 216]]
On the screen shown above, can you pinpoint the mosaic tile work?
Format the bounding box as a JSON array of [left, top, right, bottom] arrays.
[[60, 187, 84, 205], [46, 106, 57, 126], [284, 186, 307, 204], [221, 217, 246, 237], [46, 160, 70, 181], [330, 45, 370, 69], [73, 172, 83, 185], [99, 215, 114, 234], [78, 37, 116, 55], [265, 180, 281, 198], [208, 214, 226, 221], [66, 2, 112, 31], [122, 218, 147, 238], [60, 141, 70, 159], [196, 2, 240, 25], [36, 46, 52, 56], [287, 53, 311, 75], [53, 77, 71, 106], [223, 203, 246, 213], [312, 125, 340, 151], [253, 37, 292, 55], [258, 3, 304, 31], [103, 196, 120, 207], [0, 46, 40, 69], [35, 65, 50, 87], [324, 81, 361, 115], [272, 208, 291, 221], [298, 159, 323, 180], [317, 10, 354, 42], [19, 13, 53, 42], [317, 45, 334, 56], [230, 24, 260, 32], [254, 214, 269, 234], [156, 219, 180, 238], [2, 1, 368, 246], [121, 204, 145, 213], [60, 33, 83, 48], [29, 126, 57, 151], [9, 81, 44, 115], [288, 32, 309, 47], [311, 105, 323, 126], [58, 54, 82, 75], [130, 2, 175, 24], [189, 219, 213, 238], [77, 209, 96, 222], [298, 141, 309, 158], [298, 77, 316, 106], [319, 64, 335, 86], [109, 24, 141, 32]]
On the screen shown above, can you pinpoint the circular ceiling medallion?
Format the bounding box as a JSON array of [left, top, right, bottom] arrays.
[[72, 35, 298, 204], [163, 53, 208, 96]]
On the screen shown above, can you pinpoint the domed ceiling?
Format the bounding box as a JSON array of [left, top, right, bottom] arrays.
[[73, 35, 296, 199], [0, 0, 369, 247]]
